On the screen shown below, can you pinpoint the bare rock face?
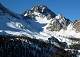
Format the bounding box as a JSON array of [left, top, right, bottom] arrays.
[[46, 14, 71, 31], [73, 20, 80, 32]]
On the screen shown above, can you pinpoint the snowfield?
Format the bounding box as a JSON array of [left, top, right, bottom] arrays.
[[0, 4, 80, 47], [0, 11, 80, 46]]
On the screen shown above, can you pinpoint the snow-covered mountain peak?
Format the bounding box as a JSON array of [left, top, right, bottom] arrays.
[[32, 4, 56, 17], [45, 14, 71, 31], [0, 3, 80, 47], [56, 14, 64, 19], [55, 14, 71, 24], [31, 4, 48, 12], [22, 4, 56, 19]]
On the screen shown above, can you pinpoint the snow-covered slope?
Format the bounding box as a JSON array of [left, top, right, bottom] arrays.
[[0, 3, 80, 46], [0, 4, 52, 41]]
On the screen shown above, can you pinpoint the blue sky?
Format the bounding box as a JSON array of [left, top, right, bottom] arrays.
[[0, 0, 80, 21]]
